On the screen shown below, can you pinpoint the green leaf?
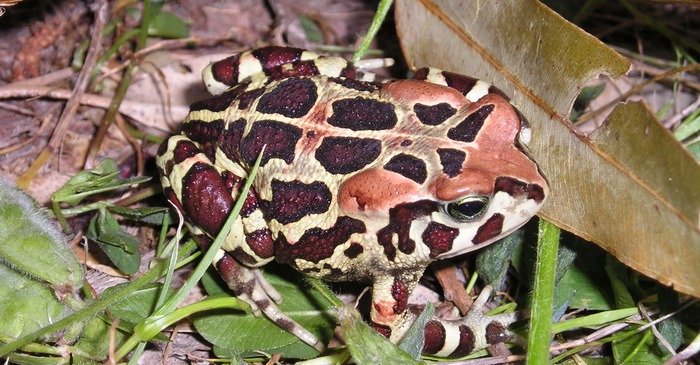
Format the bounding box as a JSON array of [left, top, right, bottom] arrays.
[[87, 209, 141, 274], [52, 159, 118, 206], [98, 284, 171, 344], [107, 284, 171, 326], [148, 11, 189, 39], [673, 108, 700, 141], [475, 229, 522, 287], [52, 159, 149, 207], [556, 264, 612, 311], [687, 140, 700, 160], [551, 307, 638, 335], [605, 256, 636, 309], [2, 352, 67, 365], [211, 346, 248, 364], [107, 205, 171, 225], [73, 316, 128, 360], [656, 318, 683, 355], [554, 239, 613, 311], [656, 286, 683, 354], [0, 263, 69, 340], [398, 304, 434, 359], [339, 306, 421, 365], [71, 356, 101, 365], [0, 179, 83, 290], [612, 327, 669, 364], [193, 269, 335, 359]]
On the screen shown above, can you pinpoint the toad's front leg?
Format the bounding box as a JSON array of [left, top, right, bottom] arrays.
[[369, 275, 518, 357]]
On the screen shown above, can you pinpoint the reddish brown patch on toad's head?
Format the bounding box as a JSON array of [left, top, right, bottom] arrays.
[[338, 168, 423, 215]]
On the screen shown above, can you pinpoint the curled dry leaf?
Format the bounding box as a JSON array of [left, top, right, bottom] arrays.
[[395, 0, 699, 297]]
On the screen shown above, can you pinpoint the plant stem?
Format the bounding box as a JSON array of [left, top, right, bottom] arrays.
[[352, 0, 393, 62], [526, 219, 560, 364]]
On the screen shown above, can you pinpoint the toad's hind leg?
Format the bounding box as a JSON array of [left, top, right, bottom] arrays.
[[156, 135, 323, 352], [215, 251, 324, 351]]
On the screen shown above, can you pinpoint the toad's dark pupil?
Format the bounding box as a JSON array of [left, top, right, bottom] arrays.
[[448, 197, 489, 220]]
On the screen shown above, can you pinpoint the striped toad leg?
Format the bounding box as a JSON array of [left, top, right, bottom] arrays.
[[214, 249, 323, 351], [369, 275, 518, 357]]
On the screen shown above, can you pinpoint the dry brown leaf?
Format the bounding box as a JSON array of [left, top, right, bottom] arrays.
[[395, 0, 700, 297]]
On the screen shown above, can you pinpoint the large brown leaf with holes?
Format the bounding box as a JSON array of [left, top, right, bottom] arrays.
[[395, 0, 700, 297]]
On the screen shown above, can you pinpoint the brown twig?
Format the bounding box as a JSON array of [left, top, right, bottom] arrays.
[[84, 61, 135, 169], [10, 67, 74, 87], [0, 84, 186, 131]]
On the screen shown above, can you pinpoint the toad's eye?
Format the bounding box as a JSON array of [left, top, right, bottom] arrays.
[[445, 196, 490, 221]]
